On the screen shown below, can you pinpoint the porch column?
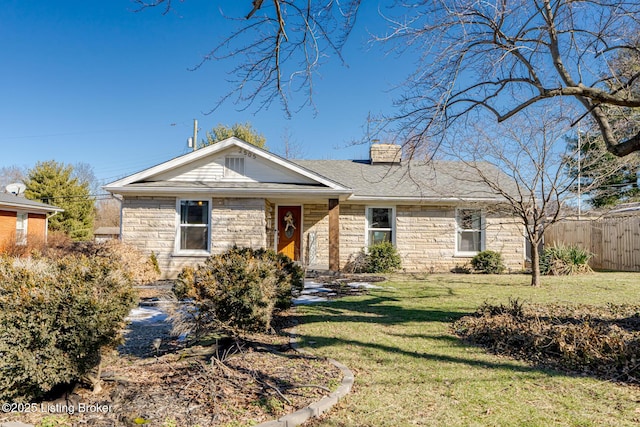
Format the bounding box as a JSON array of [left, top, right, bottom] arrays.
[[328, 198, 340, 271]]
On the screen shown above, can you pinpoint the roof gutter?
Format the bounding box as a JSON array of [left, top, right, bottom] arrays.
[[345, 195, 507, 203], [104, 186, 353, 199], [0, 202, 64, 214]]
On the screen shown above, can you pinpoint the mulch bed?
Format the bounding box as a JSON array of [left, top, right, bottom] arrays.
[[0, 303, 342, 427]]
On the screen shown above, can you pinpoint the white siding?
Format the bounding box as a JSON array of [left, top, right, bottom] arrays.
[[150, 147, 317, 184]]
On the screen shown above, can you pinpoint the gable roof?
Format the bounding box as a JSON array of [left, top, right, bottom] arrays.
[[0, 192, 64, 214], [295, 160, 513, 202], [104, 137, 351, 196], [105, 137, 512, 203]]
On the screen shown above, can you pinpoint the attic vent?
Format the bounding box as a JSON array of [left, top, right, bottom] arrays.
[[225, 156, 245, 177], [370, 144, 401, 164]]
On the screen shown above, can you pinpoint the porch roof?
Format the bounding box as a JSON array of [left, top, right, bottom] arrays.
[[110, 181, 352, 198]]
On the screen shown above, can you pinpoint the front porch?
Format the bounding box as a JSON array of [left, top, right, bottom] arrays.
[[267, 198, 342, 272]]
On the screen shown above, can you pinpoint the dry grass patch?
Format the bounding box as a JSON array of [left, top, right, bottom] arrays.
[[454, 300, 640, 383]]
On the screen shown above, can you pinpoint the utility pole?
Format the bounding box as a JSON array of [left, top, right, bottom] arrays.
[[193, 119, 198, 151]]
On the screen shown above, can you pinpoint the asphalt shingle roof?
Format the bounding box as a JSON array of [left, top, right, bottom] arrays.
[[0, 192, 63, 212], [294, 160, 515, 201]]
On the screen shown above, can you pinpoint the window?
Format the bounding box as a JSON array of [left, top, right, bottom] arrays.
[[456, 208, 483, 254], [178, 200, 210, 252], [366, 207, 395, 246], [16, 212, 27, 245], [224, 156, 244, 177]]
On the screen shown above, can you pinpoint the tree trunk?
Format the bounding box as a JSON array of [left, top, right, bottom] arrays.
[[530, 240, 541, 287]]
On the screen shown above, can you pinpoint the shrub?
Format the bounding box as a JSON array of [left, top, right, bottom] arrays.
[[471, 250, 506, 274], [44, 240, 160, 285], [149, 251, 161, 276], [366, 242, 402, 273], [342, 249, 369, 274], [0, 252, 137, 402], [173, 265, 197, 300], [540, 244, 593, 275], [345, 242, 402, 274], [173, 247, 304, 334]]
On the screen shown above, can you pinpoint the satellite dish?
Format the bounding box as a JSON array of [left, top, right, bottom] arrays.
[[5, 183, 26, 196]]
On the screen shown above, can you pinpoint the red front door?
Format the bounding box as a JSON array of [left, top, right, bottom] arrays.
[[277, 206, 301, 261]]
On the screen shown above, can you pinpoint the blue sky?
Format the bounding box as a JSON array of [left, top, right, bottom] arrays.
[[0, 1, 413, 188]]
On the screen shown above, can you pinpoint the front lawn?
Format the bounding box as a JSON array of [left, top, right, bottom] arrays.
[[298, 273, 640, 427]]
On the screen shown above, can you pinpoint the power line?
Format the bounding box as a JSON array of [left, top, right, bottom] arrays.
[[30, 193, 119, 203]]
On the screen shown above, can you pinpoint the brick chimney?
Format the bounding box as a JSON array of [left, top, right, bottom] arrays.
[[370, 143, 402, 164]]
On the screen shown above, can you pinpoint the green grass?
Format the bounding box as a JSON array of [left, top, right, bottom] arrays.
[[298, 273, 640, 427]]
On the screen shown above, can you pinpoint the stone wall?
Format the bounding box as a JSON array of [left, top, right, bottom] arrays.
[[303, 203, 367, 267], [395, 205, 524, 272], [304, 203, 524, 272], [303, 204, 329, 267], [338, 204, 366, 268], [396, 205, 456, 272], [121, 196, 267, 278], [484, 211, 525, 271], [210, 198, 266, 253], [121, 197, 178, 277], [121, 196, 524, 277]]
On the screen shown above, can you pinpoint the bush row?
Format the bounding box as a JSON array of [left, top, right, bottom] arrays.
[[464, 245, 592, 276]]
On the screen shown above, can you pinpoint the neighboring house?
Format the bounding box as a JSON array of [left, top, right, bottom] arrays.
[[104, 138, 524, 278], [0, 192, 63, 251], [94, 226, 121, 242]]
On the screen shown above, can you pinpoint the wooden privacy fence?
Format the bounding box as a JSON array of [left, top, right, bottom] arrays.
[[544, 216, 640, 272]]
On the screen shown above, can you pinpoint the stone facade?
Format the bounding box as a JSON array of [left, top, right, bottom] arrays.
[[121, 197, 180, 276], [122, 196, 267, 278], [395, 205, 523, 272], [210, 198, 266, 252], [304, 203, 524, 272], [122, 196, 524, 278]]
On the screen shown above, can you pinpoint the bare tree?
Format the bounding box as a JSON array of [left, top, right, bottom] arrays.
[[135, 0, 640, 157], [276, 127, 306, 159], [95, 197, 121, 228], [73, 162, 101, 196], [0, 166, 27, 192], [442, 106, 622, 286], [134, 0, 361, 116], [384, 0, 640, 158]]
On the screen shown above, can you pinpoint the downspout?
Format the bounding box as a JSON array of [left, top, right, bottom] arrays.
[[45, 211, 60, 244]]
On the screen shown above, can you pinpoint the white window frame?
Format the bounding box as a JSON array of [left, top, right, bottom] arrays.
[[365, 206, 396, 247], [224, 156, 245, 178], [175, 199, 211, 255], [455, 207, 485, 256], [16, 212, 28, 246]]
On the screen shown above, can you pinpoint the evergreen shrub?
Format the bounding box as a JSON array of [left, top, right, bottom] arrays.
[[345, 242, 402, 274], [471, 250, 506, 274], [173, 247, 304, 334], [0, 251, 137, 402], [366, 241, 402, 273]]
